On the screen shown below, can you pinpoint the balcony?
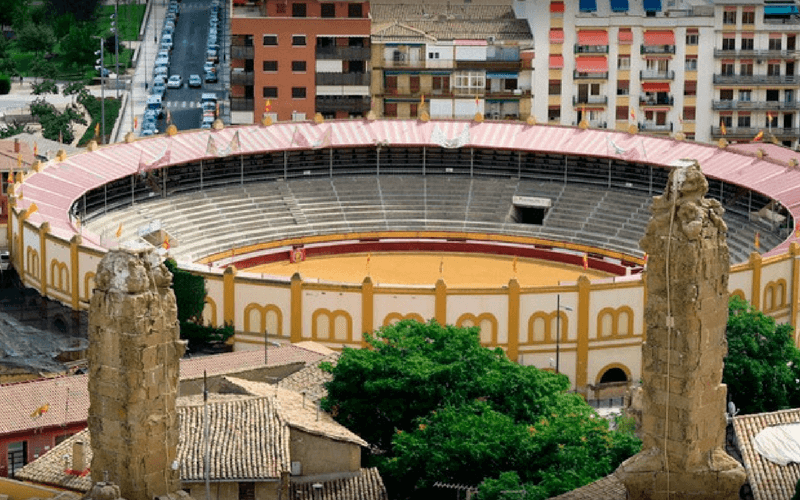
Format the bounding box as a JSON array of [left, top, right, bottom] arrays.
[[316, 96, 371, 113], [640, 45, 676, 55], [639, 95, 674, 106], [574, 45, 609, 54], [572, 95, 608, 105], [316, 46, 371, 61], [230, 71, 254, 86], [382, 59, 453, 69], [230, 46, 254, 60], [572, 120, 608, 128], [455, 60, 522, 71], [640, 70, 675, 81], [712, 100, 800, 111], [230, 98, 254, 112], [711, 126, 800, 137], [573, 71, 608, 80], [639, 122, 673, 132], [763, 16, 800, 25], [713, 74, 798, 85], [713, 49, 798, 58], [315, 73, 370, 86]]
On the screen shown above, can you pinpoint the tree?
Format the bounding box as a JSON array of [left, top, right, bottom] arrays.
[[724, 296, 800, 415], [15, 22, 56, 55], [322, 320, 641, 500], [29, 98, 86, 144], [31, 79, 58, 95], [59, 22, 96, 66], [45, 0, 100, 22], [0, 0, 24, 28], [63, 81, 90, 106]]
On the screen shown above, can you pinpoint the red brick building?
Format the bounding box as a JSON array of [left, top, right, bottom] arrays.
[[230, 0, 371, 124]]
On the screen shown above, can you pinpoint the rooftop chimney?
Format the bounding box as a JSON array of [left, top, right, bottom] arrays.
[[72, 439, 86, 472], [13, 139, 19, 153]]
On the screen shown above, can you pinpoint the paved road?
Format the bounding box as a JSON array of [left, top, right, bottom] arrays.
[[158, 0, 225, 133]]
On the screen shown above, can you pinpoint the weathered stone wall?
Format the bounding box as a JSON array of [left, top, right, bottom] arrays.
[[87, 248, 185, 500], [616, 161, 746, 499], [288, 429, 361, 477]]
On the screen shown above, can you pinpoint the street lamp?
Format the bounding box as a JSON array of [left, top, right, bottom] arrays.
[[555, 295, 573, 375], [92, 37, 106, 145]]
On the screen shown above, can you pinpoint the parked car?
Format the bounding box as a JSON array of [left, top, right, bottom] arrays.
[[188, 74, 202, 88], [152, 81, 166, 98], [167, 75, 182, 88], [204, 70, 218, 83]]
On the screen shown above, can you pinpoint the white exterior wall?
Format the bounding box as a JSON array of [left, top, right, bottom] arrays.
[[372, 291, 436, 326]]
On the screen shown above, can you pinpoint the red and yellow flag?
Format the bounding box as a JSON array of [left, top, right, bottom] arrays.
[[630, 107, 636, 121], [755, 231, 761, 249], [30, 403, 49, 419], [420, 94, 425, 106], [94, 122, 100, 136], [116, 223, 123, 238], [33, 142, 38, 156], [163, 234, 170, 250], [720, 120, 727, 136], [753, 130, 764, 142], [134, 116, 138, 129], [767, 111, 774, 122], [16, 153, 22, 168], [583, 253, 589, 270], [265, 99, 271, 113]]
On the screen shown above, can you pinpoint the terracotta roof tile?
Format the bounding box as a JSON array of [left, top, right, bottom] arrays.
[[733, 408, 800, 500], [179, 345, 325, 380], [14, 428, 93, 492], [0, 375, 89, 435], [277, 353, 339, 403], [290, 468, 388, 500], [548, 474, 627, 500]]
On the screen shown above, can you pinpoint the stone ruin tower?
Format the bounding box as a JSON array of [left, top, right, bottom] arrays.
[[88, 247, 185, 500], [616, 160, 746, 499]]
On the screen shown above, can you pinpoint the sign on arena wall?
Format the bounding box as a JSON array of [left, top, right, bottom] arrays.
[[290, 246, 306, 263]]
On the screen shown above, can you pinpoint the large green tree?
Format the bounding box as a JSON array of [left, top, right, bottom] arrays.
[[322, 320, 640, 500], [724, 296, 800, 415]]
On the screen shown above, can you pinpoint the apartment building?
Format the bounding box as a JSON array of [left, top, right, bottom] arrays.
[[370, 3, 534, 120], [230, 0, 371, 124], [512, 0, 800, 147]]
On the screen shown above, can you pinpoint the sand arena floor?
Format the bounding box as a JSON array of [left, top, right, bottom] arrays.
[[246, 252, 612, 288]]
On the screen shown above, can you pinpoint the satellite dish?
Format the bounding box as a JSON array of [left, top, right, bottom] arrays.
[[728, 401, 739, 417]]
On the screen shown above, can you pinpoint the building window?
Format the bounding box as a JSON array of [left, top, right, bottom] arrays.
[[768, 63, 781, 76], [292, 3, 307, 17], [276, 3, 286, 14], [321, 3, 335, 17], [684, 80, 697, 96], [723, 10, 736, 24], [721, 63, 734, 76], [292, 87, 307, 99], [686, 33, 698, 45], [410, 75, 420, 93], [720, 89, 734, 101], [384, 102, 398, 117], [263, 87, 278, 98], [617, 55, 630, 70], [348, 3, 363, 18], [683, 106, 696, 121], [685, 56, 697, 71], [739, 89, 752, 101], [769, 38, 782, 51], [548, 105, 560, 122], [263, 35, 278, 46], [742, 10, 754, 24], [740, 62, 753, 76], [432, 75, 450, 93], [741, 38, 754, 50], [385, 75, 398, 92], [617, 80, 629, 96], [616, 106, 628, 120], [453, 71, 485, 92], [722, 38, 736, 51], [291, 60, 306, 72], [410, 103, 418, 117], [720, 115, 733, 127], [263, 60, 278, 72], [548, 79, 561, 96], [292, 35, 307, 46], [767, 89, 779, 101], [8, 441, 27, 478], [738, 114, 751, 127]]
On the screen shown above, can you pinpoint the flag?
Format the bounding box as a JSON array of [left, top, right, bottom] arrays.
[[167, 111, 172, 124], [33, 142, 38, 156], [720, 120, 727, 136], [767, 111, 773, 122], [644, 253, 648, 265], [116, 223, 123, 238], [215, 101, 220, 117], [582, 253, 589, 270], [134, 116, 138, 129], [265, 99, 271, 113], [7, 170, 13, 185], [94, 122, 100, 136], [27, 203, 38, 215], [420, 94, 425, 106], [755, 232, 761, 249], [163, 234, 170, 250], [30, 403, 49, 418], [16, 153, 21, 168], [753, 130, 764, 142], [630, 107, 636, 121]]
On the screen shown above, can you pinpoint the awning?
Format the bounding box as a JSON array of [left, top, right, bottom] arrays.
[[770, 32, 783, 39], [578, 30, 609, 46], [765, 5, 799, 15], [550, 2, 564, 13], [610, 0, 628, 12], [643, 30, 675, 46], [618, 29, 633, 43], [644, 0, 662, 12], [486, 72, 518, 79], [579, 0, 597, 12], [575, 56, 608, 73], [741, 32, 754, 38], [642, 82, 670, 92], [550, 29, 564, 43], [549, 55, 564, 69], [722, 32, 736, 39]]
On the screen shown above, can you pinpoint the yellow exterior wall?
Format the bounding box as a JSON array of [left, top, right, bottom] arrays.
[[0, 477, 64, 500], [289, 428, 361, 476]]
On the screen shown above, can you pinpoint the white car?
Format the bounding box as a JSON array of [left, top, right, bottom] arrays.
[[167, 75, 182, 88]]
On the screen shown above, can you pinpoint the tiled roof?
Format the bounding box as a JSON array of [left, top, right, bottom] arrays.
[[219, 378, 367, 447], [290, 468, 388, 500], [0, 139, 34, 172], [0, 375, 89, 435], [733, 408, 800, 500], [291, 341, 337, 356], [6, 133, 82, 160], [277, 353, 340, 403], [178, 395, 291, 481], [179, 345, 325, 380], [0, 346, 323, 438], [14, 428, 94, 492], [548, 474, 626, 500], [372, 4, 518, 22]]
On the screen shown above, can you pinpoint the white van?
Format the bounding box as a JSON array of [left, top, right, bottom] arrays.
[[146, 95, 164, 118]]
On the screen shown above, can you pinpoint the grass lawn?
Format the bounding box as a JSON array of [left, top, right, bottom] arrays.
[[77, 97, 121, 147], [97, 4, 147, 42]]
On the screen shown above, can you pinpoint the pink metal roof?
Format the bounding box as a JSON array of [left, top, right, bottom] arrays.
[[13, 120, 800, 256]]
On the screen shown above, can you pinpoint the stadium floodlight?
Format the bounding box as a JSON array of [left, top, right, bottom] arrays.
[[94, 50, 102, 56]]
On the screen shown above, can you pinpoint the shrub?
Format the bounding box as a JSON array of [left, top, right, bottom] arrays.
[[0, 74, 10, 95]]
